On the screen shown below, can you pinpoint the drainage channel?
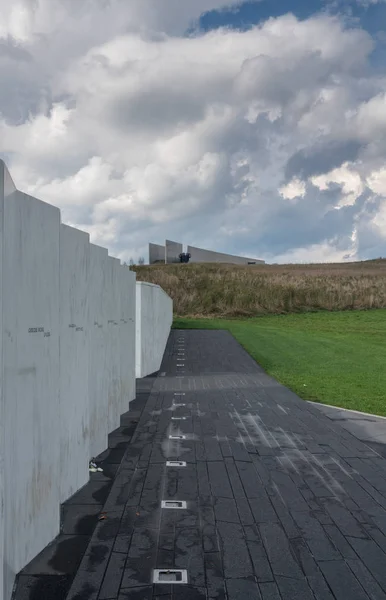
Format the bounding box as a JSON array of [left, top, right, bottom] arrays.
[[161, 500, 187, 509], [153, 569, 188, 584]]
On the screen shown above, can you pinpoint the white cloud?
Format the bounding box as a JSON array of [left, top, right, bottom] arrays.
[[0, 0, 259, 42], [1, 2, 386, 262], [355, 0, 386, 5], [310, 163, 364, 209], [279, 178, 306, 202], [271, 241, 357, 264], [367, 167, 386, 196], [371, 199, 386, 234]]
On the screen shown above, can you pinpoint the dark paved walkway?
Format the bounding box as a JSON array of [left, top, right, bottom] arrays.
[[18, 330, 386, 600]]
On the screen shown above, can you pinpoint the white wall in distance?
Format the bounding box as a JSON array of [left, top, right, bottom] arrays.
[[149, 242, 165, 264], [59, 224, 90, 503], [89, 244, 109, 458], [165, 239, 183, 264], [119, 266, 136, 415], [107, 257, 121, 433], [187, 244, 265, 265], [136, 282, 173, 378]]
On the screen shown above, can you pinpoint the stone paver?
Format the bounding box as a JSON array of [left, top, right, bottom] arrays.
[[313, 403, 386, 459], [17, 330, 386, 599]]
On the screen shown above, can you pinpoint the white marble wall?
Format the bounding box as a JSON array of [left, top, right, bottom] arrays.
[[0, 160, 172, 600]]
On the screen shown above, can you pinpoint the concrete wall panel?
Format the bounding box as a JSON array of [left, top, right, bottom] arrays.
[[117, 265, 126, 416], [127, 269, 136, 403], [149, 242, 165, 264], [107, 257, 121, 433], [136, 282, 173, 378], [3, 185, 61, 600], [165, 239, 182, 264], [0, 161, 16, 600], [119, 267, 136, 414], [187, 245, 264, 265], [135, 285, 142, 379], [59, 225, 90, 503], [0, 160, 172, 600], [89, 244, 109, 458]]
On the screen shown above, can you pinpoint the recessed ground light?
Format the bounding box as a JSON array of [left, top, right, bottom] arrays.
[[174, 392, 185, 395], [153, 569, 188, 584], [161, 500, 187, 509], [169, 434, 186, 440], [172, 403, 186, 407], [166, 461, 186, 467], [171, 416, 187, 420]]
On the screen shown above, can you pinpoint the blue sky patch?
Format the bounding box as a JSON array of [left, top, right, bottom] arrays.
[[193, 0, 386, 38], [188, 0, 386, 70]]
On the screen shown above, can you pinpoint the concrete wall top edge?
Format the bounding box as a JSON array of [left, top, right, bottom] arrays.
[[18, 190, 61, 217], [136, 280, 172, 299], [1, 160, 17, 197], [108, 256, 120, 264], [137, 281, 165, 290], [89, 243, 109, 256], [0, 163, 109, 259], [61, 223, 90, 241]]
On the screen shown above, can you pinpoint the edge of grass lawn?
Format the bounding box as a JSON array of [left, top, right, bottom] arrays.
[[172, 310, 386, 417]]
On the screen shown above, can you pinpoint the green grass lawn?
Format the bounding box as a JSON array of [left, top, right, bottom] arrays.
[[173, 310, 386, 416]]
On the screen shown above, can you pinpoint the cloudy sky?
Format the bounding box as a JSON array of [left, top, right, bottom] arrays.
[[1, 0, 386, 263]]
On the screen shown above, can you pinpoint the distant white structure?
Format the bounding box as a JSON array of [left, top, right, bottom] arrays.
[[187, 245, 264, 265], [165, 240, 183, 264], [149, 240, 265, 265], [148, 242, 165, 264]]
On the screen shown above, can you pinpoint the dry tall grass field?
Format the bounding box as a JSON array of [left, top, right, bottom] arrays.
[[132, 259, 386, 317]]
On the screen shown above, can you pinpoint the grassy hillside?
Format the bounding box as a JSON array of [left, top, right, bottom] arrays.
[[132, 259, 386, 317], [174, 310, 386, 415]]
